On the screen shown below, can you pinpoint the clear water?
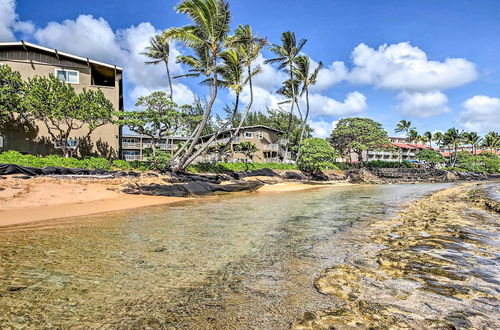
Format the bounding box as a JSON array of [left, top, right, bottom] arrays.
[[0, 183, 451, 329]]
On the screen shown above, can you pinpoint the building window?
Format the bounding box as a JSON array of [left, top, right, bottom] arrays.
[[258, 132, 264, 139], [244, 132, 253, 138], [55, 69, 79, 84]]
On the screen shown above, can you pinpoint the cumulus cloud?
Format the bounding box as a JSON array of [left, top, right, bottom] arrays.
[[308, 91, 367, 116], [396, 91, 450, 118], [31, 14, 194, 106], [459, 95, 500, 132], [0, 0, 34, 41], [309, 119, 338, 138], [310, 60, 348, 93], [348, 42, 478, 91]]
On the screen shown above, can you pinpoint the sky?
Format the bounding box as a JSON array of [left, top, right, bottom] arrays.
[[1, 0, 499, 137]]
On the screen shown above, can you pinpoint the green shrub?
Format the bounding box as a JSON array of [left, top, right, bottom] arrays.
[[0, 150, 113, 170], [455, 153, 500, 174], [364, 160, 415, 169], [144, 151, 171, 172], [297, 138, 339, 174], [416, 149, 446, 163], [112, 159, 134, 170]]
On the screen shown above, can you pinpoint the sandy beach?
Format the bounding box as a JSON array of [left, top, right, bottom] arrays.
[[0, 175, 348, 227]]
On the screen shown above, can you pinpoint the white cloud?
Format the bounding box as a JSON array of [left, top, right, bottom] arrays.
[[251, 54, 287, 91], [348, 42, 478, 91], [31, 14, 193, 106], [309, 119, 338, 138], [395, 91, 450, 118], [239, 85, 286, 112], [459, 95, 500, 132], [308, 91, 367, 116], [0, 0, 34, 41], [310, 60, 348, 93]]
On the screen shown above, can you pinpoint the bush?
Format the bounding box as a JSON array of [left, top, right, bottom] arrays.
[[0, 150, 113, 170], [297, 138, 339, 174], [455, 153, 500, 174], [364, 160, 415, 169], [144, 151, 171, 172], [188, 162, 297, 173], [416, 149, 446, 163], [112, 159, 134, 170]]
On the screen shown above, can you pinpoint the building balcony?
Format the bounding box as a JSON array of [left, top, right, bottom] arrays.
[[263, 144, 279, 152], [123, 154, 142, 161], [122, 142, 141, 149]]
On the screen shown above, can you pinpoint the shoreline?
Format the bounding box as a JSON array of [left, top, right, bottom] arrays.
[[0, 178, 347, 228]]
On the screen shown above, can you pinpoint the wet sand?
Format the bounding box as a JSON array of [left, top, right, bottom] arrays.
[[293, 182, 500, 329], [0, 175, 348, 227]]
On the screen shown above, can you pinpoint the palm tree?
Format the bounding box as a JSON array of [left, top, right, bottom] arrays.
[[443, 128, 465, 166], [293, 56, 323, 158], [482, 131, 499, 152], [395, 120, 414, 140], [407, 128, 419, 144], [265, 31, 307, 162], [163, 0, 231, 172], [422, 131, 433, 148], [433, 131, 444, 148], [463, 132, 482, 155], [236, 141, 259, 170], [142, 35, 174, 100]]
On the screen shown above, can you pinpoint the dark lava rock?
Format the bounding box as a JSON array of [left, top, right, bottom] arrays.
[[123, 180, 264, 197], [12, 175, 32, 180], [166, 172, 233, 184], [283, 171, 306, 180], [233, 168, 279, 179]]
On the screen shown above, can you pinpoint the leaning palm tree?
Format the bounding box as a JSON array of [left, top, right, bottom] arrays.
[[142, 35, 174, 100], [422, 131, 433, 148], [407, 128, 419, 144], [293, 55, 323, 160], [265, 31, 307, 162], [463, 132, 482, 154], [443, 128, 465, 166], [163, 0, 231, 172], [395, 120, 414, 140]]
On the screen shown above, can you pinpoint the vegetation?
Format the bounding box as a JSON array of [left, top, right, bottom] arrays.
[[330, 117, 391, 162], [23, 75, 114, 157], [364, 160, 415, 169], [454, 151, 500, 174], [0, 64, 24, 123], [297, 138, 338, 174], [142, 35, 174, 100], [416, 149, 446, 165], [442, 128, 465, 166], [188, 161, 296, 173], [394, 120, 414, 139], [235, 141, 259, 170]]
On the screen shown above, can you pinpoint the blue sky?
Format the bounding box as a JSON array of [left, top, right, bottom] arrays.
[[2, 0, 500, 136]]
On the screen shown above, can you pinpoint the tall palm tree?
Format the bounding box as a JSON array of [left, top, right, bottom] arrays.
[[395, 120, 414, 140], [142, 35, 174, 100], [408, 128, 419, 144], [163, 0, 231, 172], [293, 55, 323, 160], [265, 31, 307, 162], [463, 132, 482, 155], [433, 131, 444, 148], [482, 131, 499, 152], [422, 131, 433, 148], [443, 128, 464, 166]]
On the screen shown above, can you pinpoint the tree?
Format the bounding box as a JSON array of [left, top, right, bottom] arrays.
[[24, 75, 114, 157], [422, 131, 433, 148], [235, 141, 259, 170], [482, 131, 499, 152], [142, 35, 174, 101], [463, 132, 482, 154], [293, 55, 323, 160], [395, 120, 414, 139], [297, 138, 338, 174], [163, 0, 231, 172], [115, 91, 185, 157], [330, 117, 391, 163], [0, 64, 24, 122], [433, 131, 444, 148], [442, 128, 465, 166], [407, 128, 419, 143], [265, 31, 307, 161], [416, 149, 445, 166]]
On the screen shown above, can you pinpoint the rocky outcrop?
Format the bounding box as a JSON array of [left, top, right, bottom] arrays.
[[122, 180, 264, 197]]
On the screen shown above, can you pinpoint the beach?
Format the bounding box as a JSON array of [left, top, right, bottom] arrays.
[[0, 175, 346, 227]]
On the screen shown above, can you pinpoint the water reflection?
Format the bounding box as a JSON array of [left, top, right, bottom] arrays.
[[0, 183, 450, 328]]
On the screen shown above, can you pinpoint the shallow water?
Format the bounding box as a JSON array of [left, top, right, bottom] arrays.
[[0, 183, 452, 328]]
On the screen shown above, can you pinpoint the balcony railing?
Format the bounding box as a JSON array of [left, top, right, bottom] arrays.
[[263, 144, 279, 152], [122, 142, 141, 148], [264, 157, 280, 163], [123, 154, 142, 161]]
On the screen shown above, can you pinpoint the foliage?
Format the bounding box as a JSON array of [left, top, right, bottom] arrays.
[[455, 152, 500, 174], [142, 35, 173, 100], [0, 150, 113, 170], [416, 149, 446, 163], [297, 138, 338, 173], [0, 64, 24, 122], [330, 117, 391, 161], [23, 75, 114, 157], [442, 128, 465, 166], [364, 160, 415, 169], [482, 131, 499, 151], [235, 141, 259, 169], [145, 150, 172, 172], [188, 162, 297, 173], [394, 120, 414, 138]]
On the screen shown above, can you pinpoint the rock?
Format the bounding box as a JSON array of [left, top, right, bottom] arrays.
[[233, 168, 279, 179], [446, 171, 458, 181], [283, 171, 306, 180]]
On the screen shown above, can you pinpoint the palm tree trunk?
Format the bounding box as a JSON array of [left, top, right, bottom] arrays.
[[171, 80, 218, 172], [166, 61, 174, 101], [296, 87, 310, 161], [213, 92, 241, 163], [283, 64, 296, 163]]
